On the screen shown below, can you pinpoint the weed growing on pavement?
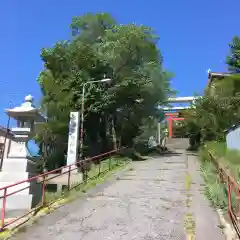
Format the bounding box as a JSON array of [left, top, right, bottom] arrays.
[[184, 156, 196, 240], [185, 173, 192, 191], [184, 212, 196, 237]]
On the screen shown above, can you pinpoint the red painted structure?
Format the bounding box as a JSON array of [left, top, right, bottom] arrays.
[[165, 112, 185, 138]]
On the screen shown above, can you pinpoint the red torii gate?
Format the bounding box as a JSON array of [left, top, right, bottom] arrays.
[[163, 96, 196, 138], [165, 112, 184, 138]]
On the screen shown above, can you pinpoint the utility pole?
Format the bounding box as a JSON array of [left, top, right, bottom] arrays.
[[0, 101, 12, 171], [79, 78, 111, 160]]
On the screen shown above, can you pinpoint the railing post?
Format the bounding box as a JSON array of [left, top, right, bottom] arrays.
[[235, 188, 240, 220], [227, 176, 232, 215], [168, 116, 173, 138], [67, 165, 71, 191], [41, 175, 46, 206], [219, 168, 224, 183], [1, 188, 7, 231], [108, 157, 111, 171], [83, 161, 87, 183], [98, 160, 101, 176]]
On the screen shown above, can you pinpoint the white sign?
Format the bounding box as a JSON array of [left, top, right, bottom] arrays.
[[66, 112, 80, 165]]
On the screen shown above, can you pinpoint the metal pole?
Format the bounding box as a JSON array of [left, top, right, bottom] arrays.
[[79, 84, 85, 160], [158, 122, 161, 145], [78, 78, 111, 161], [0, 116, 10, 171]]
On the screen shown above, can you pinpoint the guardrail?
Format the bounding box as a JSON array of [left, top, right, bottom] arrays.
[[208, 150, 240, 237], [0, 148, 124, 231]]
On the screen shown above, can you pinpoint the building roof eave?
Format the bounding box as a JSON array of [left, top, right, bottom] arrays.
[[207, 72, 232, 88]]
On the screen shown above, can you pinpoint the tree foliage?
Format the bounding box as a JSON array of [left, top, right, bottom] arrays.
[[183, 36, 240, 143], [185, 93, 240, 141], [37, 13, 172, 169], [226, 36, 240, 73]]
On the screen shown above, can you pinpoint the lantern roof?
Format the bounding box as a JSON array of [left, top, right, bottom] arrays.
[[5, 95, 43, 120]]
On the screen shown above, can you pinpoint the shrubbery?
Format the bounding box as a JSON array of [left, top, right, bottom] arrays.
[[199, 143, 237, 211], [183, 36, 240, 210]]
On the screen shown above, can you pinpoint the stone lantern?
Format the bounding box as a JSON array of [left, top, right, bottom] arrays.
[[5, 95, 44, 159], [0, 95, 45, 217]]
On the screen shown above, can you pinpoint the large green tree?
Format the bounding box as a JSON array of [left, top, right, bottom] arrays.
[[37, 13, 172, 169]]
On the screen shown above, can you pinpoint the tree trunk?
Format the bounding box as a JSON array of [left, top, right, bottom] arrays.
[[99, 116, 108, 152]]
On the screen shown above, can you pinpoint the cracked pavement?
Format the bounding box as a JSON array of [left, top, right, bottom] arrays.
[[11, 150, 225, 240]]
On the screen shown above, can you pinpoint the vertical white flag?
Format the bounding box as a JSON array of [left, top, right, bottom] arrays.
[[66, 112, 80, 166]]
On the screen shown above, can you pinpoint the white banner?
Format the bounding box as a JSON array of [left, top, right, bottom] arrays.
[[66, 112, 80, 165]]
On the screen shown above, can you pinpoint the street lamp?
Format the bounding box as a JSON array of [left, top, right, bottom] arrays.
[[79, 78, 111, 160]]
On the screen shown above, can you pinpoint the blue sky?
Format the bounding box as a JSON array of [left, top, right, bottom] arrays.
[[0, 0, 239, 126]]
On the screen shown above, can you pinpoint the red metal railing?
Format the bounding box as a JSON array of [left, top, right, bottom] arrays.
[[208, 150, 240, 237], [0, 148, 123, 231]]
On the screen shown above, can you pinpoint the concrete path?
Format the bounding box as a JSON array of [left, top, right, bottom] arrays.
[[10, 151, 225, 240]]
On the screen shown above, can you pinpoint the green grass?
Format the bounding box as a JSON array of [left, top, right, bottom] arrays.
[[199, 143, 237, 211], [204, 141, 240, 180]]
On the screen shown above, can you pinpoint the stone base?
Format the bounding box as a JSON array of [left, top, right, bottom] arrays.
[[0, 209, 31, 220], [37, 171, 83, 187], [37, 170, 83, 194], [0, 157, 42, 215], [1, 157, 37, 173], [0, 172, 42, 211], [0, 194, 33, 212]]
